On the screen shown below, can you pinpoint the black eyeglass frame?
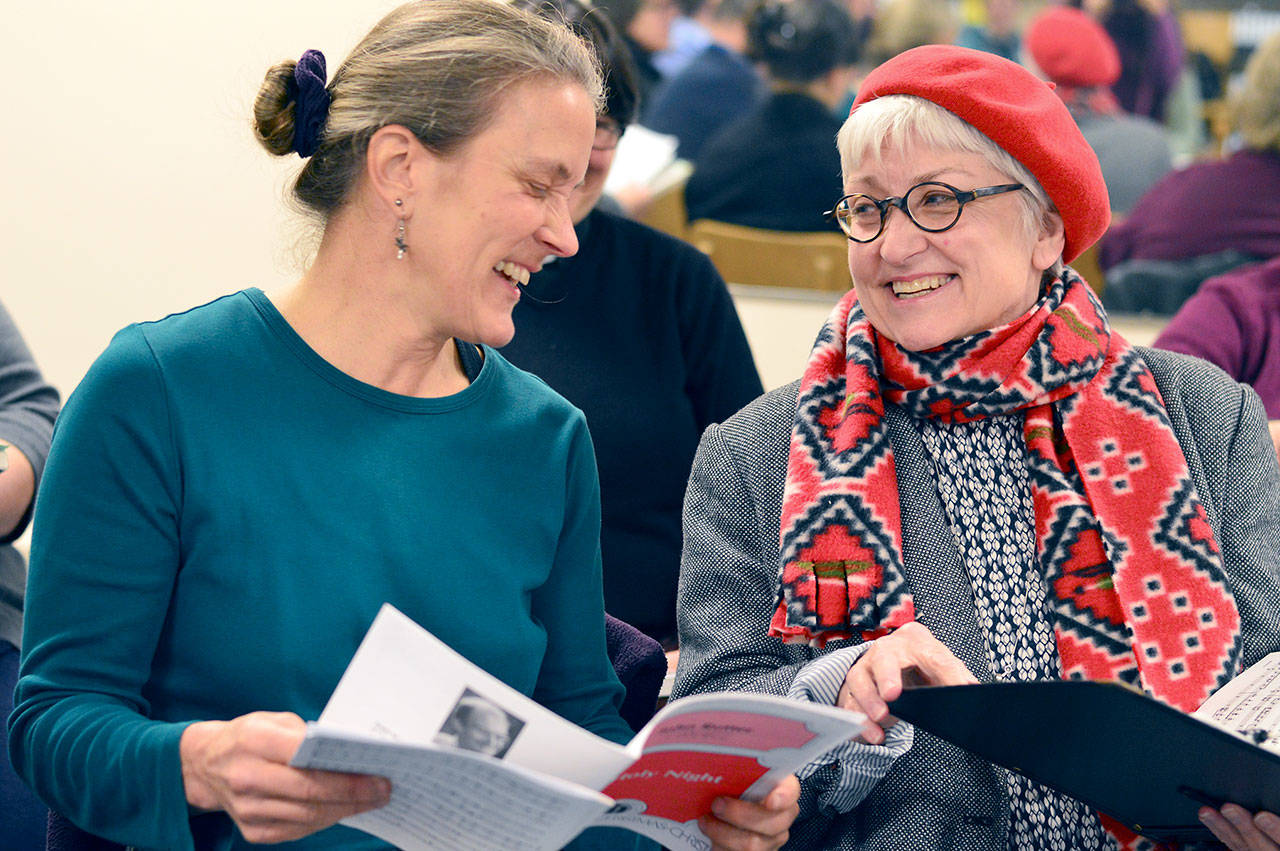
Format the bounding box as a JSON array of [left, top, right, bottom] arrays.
[[825, 181, 1026, 243]]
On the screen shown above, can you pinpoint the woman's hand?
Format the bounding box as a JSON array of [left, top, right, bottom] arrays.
[[1200, 804, 1280, 851], [179, 711, 391, 844], [837, 622, 978, 744], [698, 774, 800, 851]]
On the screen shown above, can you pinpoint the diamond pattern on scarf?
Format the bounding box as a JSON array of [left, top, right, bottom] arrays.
[[921, 415, 1111, 851]]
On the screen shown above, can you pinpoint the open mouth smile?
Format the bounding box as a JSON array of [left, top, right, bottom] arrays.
[[891, 274, 954, 299], [493, 261, 531, 292]]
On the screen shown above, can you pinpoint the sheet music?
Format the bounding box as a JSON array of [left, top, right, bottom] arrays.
[[1196, 651, 1280, 753]]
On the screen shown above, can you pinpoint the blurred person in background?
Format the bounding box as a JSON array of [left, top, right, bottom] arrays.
[[1155, 255, 1280, 459], [503, 0, 763, 649], [1100, 29, 1280, 272], [864, 0, 957, 69], [955, 0, 1020, 62], [594, 0, 680, 111], [653, 0, 714, 79], [645, 0, 763, 162], [685, 0, 860, 232], [1024, 5, 1173, 218]]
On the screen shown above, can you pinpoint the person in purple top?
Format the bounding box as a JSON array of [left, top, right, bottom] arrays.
[[1155, 255, 1280, 456], [1100, 30, 1280, 272]]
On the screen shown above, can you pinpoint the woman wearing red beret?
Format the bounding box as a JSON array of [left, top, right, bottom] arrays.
[[672, 44, 1280, 850]]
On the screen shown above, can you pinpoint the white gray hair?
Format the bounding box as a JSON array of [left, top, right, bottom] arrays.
[[838, 95, 1065, 275]]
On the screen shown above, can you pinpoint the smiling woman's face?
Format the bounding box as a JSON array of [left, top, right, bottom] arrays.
[[845, 144, 1064, 351]]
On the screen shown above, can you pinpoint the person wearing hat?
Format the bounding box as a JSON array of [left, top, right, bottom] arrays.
[[671, 43, 1280, 850], [1024, 5, 1172, 217]]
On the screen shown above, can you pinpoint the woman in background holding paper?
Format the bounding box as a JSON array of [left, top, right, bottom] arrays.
[[673, 43, 1280, 850], [7, 2, 795, 849]]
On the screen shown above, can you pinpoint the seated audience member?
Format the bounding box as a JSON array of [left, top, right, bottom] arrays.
[[7, 3, 794, 849], [644, 0, 763, 161], [653, 0, 714, 79], [1100, 29, 1280, 271], [864, 0, 957, 68], [0, 301, 59, 851], [685, 0, 859, 232], [673, 44, 1280, 850], [1155, 255, 1280, 456], [954, 0, 1020, 62], [503, 0, 763, 648], [1024, 5, 1173, 217], [594, 0, 679, 112], [1090, 0, 1184, 124]]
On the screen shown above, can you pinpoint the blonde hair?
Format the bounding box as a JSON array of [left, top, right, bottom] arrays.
[[838, 95, 1064, 274], [1233, 30, 1280, 154], [253, 0, 603, 220]]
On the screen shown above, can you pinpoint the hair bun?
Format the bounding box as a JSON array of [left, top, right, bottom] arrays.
[[253, 59, 301, 157]]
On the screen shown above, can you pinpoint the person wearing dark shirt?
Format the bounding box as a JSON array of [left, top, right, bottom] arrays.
[[644, 0, 763, 161], [505, 0, 763, 647], [685, 0, 860, 232]]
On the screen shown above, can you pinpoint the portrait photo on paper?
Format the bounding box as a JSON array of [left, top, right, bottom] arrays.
[[432, 688, 525, 759]]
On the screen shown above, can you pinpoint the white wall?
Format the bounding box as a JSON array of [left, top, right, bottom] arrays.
[[3, 0, 401, 398]]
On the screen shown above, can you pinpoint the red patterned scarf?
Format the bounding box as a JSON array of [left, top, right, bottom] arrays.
[[772, 270, 1242, 726]]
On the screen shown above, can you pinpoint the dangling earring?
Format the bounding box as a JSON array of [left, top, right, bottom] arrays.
[[394, 198, 407, 260]]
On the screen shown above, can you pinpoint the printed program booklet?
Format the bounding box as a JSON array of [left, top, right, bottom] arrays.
[[291, 604, 869, 851], [888, 652, 1280, 842]]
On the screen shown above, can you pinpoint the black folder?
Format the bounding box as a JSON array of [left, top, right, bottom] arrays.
[[889, 680, 1280, 842]]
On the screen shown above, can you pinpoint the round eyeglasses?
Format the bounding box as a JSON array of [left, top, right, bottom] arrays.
[[825, 181, 1026, 243]]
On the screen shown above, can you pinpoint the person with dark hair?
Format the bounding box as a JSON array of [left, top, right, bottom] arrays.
[[0, 301, 59, 851], [502, 0, 763, 649], [644, 0, 764, 161], [7, 2, 793, 849], [1089, 0, 1184, 124], [674, 44, 1280, 849], [684, 0, 859, 232]]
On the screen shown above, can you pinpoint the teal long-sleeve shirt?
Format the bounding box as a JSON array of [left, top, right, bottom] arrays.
[[10, 289, 633, 850]]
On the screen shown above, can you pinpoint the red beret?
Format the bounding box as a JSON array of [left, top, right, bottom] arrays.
[[850, 44, 1110, 263], [1026, 7, 1121, 88]]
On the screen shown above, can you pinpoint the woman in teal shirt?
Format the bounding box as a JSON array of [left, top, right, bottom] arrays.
[[8, 2, 798, 849]]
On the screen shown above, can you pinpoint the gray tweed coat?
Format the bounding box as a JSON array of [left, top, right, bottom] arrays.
[[672, 347, 1280, 850]]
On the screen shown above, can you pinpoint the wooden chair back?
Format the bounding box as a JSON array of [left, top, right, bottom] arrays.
[[687, 219, 851, 292]]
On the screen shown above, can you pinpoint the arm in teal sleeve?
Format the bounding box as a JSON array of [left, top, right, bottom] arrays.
[[8, 326, 197, 850], [530, 413, 632, 746], [531, 414, 659, 851]]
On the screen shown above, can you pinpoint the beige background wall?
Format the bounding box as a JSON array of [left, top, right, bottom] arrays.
[[3, 0, 400, 398]]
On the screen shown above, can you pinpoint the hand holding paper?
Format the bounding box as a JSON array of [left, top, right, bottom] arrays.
[[180, 711, 391, 844]]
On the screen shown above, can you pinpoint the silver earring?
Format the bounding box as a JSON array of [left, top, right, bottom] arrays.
[[393, 200, 408, 260]]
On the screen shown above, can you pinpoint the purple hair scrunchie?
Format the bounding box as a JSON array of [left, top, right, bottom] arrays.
[[288, 49, 330, 158]]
